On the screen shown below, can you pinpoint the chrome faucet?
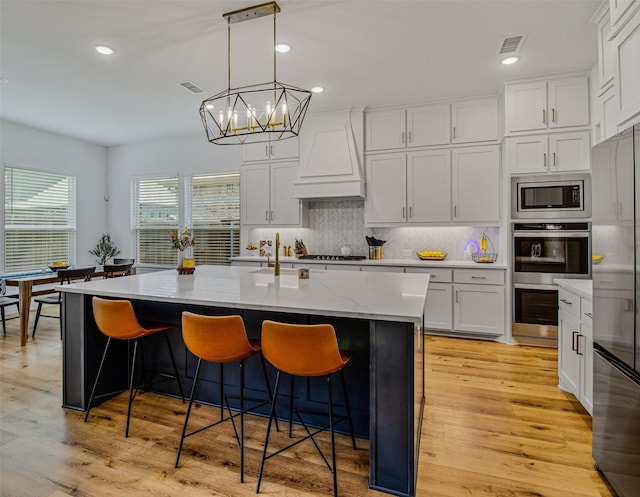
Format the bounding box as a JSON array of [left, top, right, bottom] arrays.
[[267, 232, 281, 276]]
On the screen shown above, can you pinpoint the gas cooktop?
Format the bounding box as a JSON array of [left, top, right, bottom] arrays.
[[298, 255, 366, 261]]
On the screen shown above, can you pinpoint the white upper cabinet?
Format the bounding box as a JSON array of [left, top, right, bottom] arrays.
[[243, 137, 299, 162], [451, 98, 499, 144], [614, 7, 640, 126], [594, 5, 617, 89], [451, 145, 500, 223], [365, 149, 452, 225], [504, 76, 589, 134], [506, 131, 590, 174], [241, 162, 304, 226], [365, 97, 498, 152]]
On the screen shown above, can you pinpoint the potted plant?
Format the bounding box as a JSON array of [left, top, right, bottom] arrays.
[[89, 233, 121, 265]]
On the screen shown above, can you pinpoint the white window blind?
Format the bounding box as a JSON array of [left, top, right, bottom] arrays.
[[4, 166, 76, 272], [132, 176, 179, 265], [189, 173, 240, 265]]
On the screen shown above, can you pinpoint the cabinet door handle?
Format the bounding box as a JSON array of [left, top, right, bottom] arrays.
[[265, 210, 269, 221], [454, 205, 457, 217], [265, 145, 269, 157], [455, 290, 459, 303], [408, 131, 412, 143], [453, 126, 456, 139], [552, 108, 556, 123], [270, 145, 274, 156], [553, 152, 557, 167], [402, 207, 406, 219], [542, 109, 546, 124], [409, 206, 413, 218], [543, 153, 547, 168], [577, 334, 584, 356], [584, 312, 592, 319], [401, 132, 405, 144], [270, 210, 274, 221], [572, 331, 579, 351], [560, 298, 573, 305]]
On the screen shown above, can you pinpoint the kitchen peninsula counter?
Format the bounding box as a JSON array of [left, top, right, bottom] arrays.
[[59, 265, 429, 497]]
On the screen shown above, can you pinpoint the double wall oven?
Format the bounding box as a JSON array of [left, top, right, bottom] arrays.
[[511, 174, 591, 346]]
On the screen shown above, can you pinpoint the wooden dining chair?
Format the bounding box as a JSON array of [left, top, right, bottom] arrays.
[[32, 266, 96, 338]]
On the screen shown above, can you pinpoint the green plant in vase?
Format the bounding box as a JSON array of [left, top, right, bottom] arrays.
[[89, 233, 121, 265]]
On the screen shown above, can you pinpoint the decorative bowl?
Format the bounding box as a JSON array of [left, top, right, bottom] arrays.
[[48, 262, 70, 271], [416, 251, 447, 261]]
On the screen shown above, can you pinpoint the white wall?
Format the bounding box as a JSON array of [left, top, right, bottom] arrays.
[[106, 134, 243, 257], [0, 120, 108, 270]]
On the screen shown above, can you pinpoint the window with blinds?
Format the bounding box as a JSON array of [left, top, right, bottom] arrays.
[[4, 166, 77, 272], [132, 176, 179, 265], [189, 173, 240, 265]]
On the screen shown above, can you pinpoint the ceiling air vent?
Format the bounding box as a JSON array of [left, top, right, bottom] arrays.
[[178, 81, 206, 94], [498, 34, 526, 54]]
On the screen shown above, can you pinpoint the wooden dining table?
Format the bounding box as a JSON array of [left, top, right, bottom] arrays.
[[5, 266, 134, 346]]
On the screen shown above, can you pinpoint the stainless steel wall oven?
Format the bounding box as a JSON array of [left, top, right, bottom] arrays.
[[512, 222, 591, 346]]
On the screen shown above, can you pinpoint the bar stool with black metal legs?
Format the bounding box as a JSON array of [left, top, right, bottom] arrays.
[[256, 320, 356, 497], [175, 312, 278, 483], [84, 296, 185, 437]]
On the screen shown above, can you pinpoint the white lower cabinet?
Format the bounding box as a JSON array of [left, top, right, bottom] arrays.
[[558, 287, 593, 415], [454, 282, 505, 336]]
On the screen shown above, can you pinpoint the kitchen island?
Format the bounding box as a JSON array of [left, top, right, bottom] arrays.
[[59, 265, 429, 497]]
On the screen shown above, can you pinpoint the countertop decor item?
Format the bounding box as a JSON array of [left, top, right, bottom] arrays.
[[416, 251, 447, 261], [48, 262, 70, 271], [473, 233, 497, 263], [199, 2, 312, 145], [89, 233, 120, 265], [172, 227, 195, 269]]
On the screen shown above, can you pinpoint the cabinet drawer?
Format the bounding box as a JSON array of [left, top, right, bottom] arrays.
[[582, 298, 593, 321], [559, 288, 581, 320], [454, 269, 504, 285], [592, 271, 633, 290], [405, 267, 452, 282]]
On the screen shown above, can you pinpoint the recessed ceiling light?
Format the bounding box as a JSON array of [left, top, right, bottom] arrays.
[[501, 56, 519, 65], [275, 43, 291, 53], [94, 45, 114, 56], [311, 86, 324, 94]]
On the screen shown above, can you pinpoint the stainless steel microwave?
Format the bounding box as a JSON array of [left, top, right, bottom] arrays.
[[511, 173, 591, 219]]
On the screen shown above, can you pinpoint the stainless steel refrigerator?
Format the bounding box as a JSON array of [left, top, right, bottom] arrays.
[[591, 125, 640, 497]]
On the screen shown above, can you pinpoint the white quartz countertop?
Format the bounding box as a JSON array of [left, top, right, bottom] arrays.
[[553, 278, 592, 300], [59, 265, 429, 325], [231, 256, 507, 270]]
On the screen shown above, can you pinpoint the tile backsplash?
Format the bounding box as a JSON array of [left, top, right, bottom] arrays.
[[248, 199, 500, 261]]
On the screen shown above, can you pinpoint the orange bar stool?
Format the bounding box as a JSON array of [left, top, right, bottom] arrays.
[[256, 320, 356, 497], [85, 297, 185, 437], [175, 312, 278, 482]]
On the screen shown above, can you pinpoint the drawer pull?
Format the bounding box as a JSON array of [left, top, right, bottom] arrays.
[[471, 275, 486, 279], [560, 298, 573, 305], [572, 331, 579, 351]]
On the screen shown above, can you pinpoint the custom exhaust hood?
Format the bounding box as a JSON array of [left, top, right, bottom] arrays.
[[294, 108, 365, 198]]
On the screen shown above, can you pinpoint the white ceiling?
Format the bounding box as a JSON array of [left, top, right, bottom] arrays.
[[0, 0, 600, 147]]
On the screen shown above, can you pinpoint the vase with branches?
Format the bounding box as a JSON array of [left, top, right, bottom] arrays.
[[89, 233, 121, 265], [172, 227, 195, 267]]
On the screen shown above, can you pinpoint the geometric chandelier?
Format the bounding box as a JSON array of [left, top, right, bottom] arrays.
[[200, 2, 312, 145]]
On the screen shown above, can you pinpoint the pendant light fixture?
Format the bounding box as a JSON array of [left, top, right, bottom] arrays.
[[200, 2, 312, 145]]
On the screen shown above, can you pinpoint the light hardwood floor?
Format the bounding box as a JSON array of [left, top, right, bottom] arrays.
[[0, 311, 613, 497]]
